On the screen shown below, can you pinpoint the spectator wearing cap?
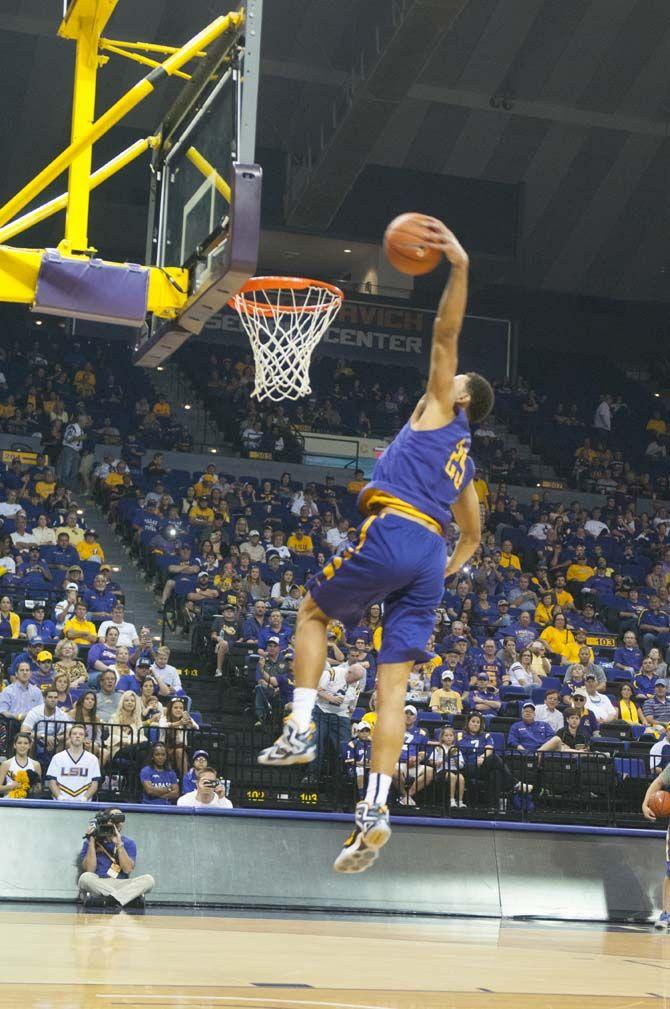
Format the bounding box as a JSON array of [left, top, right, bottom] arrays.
[[188, 496, 215, 527], [31, 650, 56, 691], [211, 603, 240, 677], [20, 603, 57, 643], [345, 722, 372, 797], [287, 527, 314, 556], [8, 640, 42, 680], [468, 672, 502, 714], [182, 749, 210, 794], [76, 528, 105, 565], [570, 601, 607, 634], [83, 572, 117, 623], [98, 604, 139, 649], [508, 702, 555, 753], [534, 689, 564, 733], [150, 646, 184, 697], [430, 671, 462, 715], [187, 571, 220, 607], [240, 530, 266, 564], [583, 673, 617, 725], [253, 638, 288, 726], [116, 656, 159, 697], [491, 597, 513, 633], [276, 651, 295, 711], [394, 706, 430, 806], [568, 691, 599, 740], [642, 681, 670, 732]]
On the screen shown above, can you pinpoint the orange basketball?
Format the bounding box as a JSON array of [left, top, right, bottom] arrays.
[[649, 790, 670, 818], [383, 213, 444, 276]]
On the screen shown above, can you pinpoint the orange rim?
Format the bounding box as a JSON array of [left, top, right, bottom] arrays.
[[228, 276, 344, 316]]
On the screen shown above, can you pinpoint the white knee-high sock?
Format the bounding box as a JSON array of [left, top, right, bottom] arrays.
[[364, 772, 391, 807], [291, 687, 317, 732]]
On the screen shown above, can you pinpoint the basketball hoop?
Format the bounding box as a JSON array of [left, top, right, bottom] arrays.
[[229, 276, 344, 402]]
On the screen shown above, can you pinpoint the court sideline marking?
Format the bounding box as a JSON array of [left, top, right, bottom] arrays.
[[96, 996, 395, 1009]]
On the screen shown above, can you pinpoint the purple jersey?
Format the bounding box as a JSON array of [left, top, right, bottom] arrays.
[[358, 406, 473, 532]]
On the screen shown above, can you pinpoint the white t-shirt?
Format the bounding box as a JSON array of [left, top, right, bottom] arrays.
[[326, 528, 348, 551], [316, 663, 361, 718], [0, 502, 21, 517], [98, 619, 138, 647], [584, 691, 616, 723], [506, 662, 533, 687], [22, 704, 72, 736], [584, 519, 608, 538], [0, 555, 16, 574], [46, 748, 101, 800], [150, 662, 183, 694], [534, 705, 564, 733], [593, 401, 611, 431], [31, 526, 57, 545], [176, 790, 233, 809], [11, 530, 36, 547]]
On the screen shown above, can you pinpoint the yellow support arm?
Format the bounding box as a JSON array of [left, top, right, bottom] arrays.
[[0, 135, 161, 245], [100, 37, 208, 59], [186, 147, 231, 203], [0, 12, 242, 231], [100, 42, 191, 81]]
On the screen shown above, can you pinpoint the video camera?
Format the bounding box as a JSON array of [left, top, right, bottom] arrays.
[[85, 809, 125, 841]]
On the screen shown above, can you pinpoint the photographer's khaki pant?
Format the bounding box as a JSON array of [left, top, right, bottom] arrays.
[[78, 871, 155, 906]]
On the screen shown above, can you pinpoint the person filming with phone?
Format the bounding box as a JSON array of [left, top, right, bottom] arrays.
[[176, 767, 233, 808], [78, 808, 155, 908]]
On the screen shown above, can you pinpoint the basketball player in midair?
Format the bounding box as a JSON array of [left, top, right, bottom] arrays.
[[258, 220, 494, 872]]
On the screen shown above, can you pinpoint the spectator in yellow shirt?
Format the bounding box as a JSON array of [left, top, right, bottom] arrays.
[[534, 592, 555, 627], [540, 613, 576, 660], [346, 468, 367, 495], [554, 575, 575, 610], [287, 528, 314, 555], [77, 529, 105, 564], [35, 467, 57, 500], [561, 627, 595, 666], [566, 546, 595, 583], [473, 475, 490, 513], [188, 499, 215, 525], [0, 594, 20, 638], [73, 362, 96, 398], [63, 600, 98, 645], [499, 539, 521, 570], [647, 412, 667, 436], [430, 671, 463, 714]]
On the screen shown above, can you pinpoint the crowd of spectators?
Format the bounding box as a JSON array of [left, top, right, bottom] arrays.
[[0, 336, 193, 466]]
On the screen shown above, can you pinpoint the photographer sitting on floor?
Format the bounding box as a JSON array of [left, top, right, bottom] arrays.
[[78, 808, 155, 908]]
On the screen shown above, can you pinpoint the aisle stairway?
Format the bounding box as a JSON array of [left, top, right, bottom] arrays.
[[82, 497, 183, 651]]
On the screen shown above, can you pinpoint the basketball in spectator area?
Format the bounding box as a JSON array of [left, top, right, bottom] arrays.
[[649, 791, 670, 818], [383, 213, 443, 276]]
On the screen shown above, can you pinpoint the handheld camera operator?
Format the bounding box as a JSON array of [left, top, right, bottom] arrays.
[[78, 808, 155, 908]]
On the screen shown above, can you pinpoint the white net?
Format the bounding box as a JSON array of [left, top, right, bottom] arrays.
[[230, 277, 344, 402]]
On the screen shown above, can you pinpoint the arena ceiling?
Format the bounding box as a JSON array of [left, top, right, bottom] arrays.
[[2, 0, 670, 302]]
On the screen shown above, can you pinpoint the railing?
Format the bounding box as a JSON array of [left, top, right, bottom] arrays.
[[2, 718, 657, 828]]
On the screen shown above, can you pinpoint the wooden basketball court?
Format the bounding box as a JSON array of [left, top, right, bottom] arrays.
[[1, 906, 669, 1008]]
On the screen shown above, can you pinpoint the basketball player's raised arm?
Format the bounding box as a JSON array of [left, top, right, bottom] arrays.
[[445, 480, 481, 578], [424, 228, 469, 415]]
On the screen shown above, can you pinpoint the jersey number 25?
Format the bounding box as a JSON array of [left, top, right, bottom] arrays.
[[445, 439, 469, 491]]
